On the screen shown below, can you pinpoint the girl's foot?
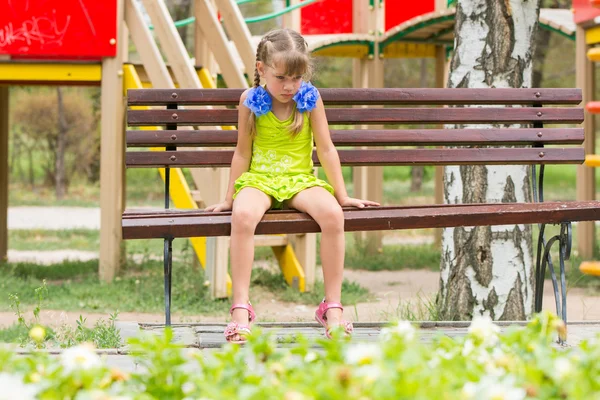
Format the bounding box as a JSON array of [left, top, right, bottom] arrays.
[[314, 299, 353, 339], [224, 303, 256, 344]]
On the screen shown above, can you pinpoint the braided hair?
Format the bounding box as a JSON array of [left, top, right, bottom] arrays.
[[247, 29, 313, 137]]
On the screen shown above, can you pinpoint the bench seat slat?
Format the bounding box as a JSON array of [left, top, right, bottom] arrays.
[[125, 148, 584, 168], [127, 107, 584, 126], [126, 128, 585, 147], [121, 201, 600, 239], [127, 88, 582, 106]]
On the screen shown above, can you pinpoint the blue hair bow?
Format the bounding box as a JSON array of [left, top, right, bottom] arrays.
[[293, 81, 319, 113], [243, 86, 272, 117]]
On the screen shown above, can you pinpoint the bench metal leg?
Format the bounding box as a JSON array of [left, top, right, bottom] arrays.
[[164, 238, 173, 326], [534, 222, 571, 328]]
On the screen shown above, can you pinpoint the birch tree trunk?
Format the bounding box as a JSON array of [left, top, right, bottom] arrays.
[[439, 0, 540, 321]]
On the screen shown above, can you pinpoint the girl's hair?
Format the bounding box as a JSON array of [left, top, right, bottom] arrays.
[[247, 28, 313, 137]]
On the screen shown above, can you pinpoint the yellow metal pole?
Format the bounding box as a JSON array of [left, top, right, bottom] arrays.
[[124, 64, 233, 294]]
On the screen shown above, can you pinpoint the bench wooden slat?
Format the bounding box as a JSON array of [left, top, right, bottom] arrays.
[[122, 203, 496, 219], [125, 148, 584, 168], [127, 107, 584, 126], [121, 201, 600, 239], [126, 128, 584, 147], [127, 88, 582, 106]]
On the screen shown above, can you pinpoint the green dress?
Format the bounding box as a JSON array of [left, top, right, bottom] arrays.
[[233, 108, 334, 209]]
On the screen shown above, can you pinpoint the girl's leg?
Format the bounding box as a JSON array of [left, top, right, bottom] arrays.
[[229, 187, 272, 340], [287, 187, 346, 326]]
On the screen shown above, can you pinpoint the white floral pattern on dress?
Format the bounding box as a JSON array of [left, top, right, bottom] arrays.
[[252, 148, 293, 174]]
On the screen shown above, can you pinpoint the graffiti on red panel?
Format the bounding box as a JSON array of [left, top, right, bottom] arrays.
[[0, 0, 117, 59]]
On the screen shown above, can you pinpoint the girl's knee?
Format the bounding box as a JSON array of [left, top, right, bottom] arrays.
[[318, 205, 344, 233], [231, 207, 262, 232]]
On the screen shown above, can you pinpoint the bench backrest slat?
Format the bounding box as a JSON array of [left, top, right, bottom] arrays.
[[127, 88, 582, 106], [126, 88, 584, 170], [126, 128, 584, 147], [127, 107, 584, 126], [125, 148, 584, 168]]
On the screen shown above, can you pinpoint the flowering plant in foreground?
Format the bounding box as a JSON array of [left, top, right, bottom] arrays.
[[1, 311, 599, 399]]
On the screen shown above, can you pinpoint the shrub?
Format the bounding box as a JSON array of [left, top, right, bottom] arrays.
[[0, 312, 598, 399]]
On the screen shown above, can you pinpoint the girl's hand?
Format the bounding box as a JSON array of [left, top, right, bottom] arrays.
[[204, 200, 233, 212], [337, 196, 380, 209]]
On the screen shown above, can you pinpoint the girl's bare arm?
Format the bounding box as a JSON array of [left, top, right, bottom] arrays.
[[205, 92, 253, 212], [311, 97, 380, 208]]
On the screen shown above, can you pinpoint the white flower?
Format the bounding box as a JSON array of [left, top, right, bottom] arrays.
[[463, 377, 526, 400], [60, 343, 102, 373], [182, 382, 195, 394], [468, 316, 500, 347], [380, 320, 416, 342], [75, 391, 133, 400], [304, 351, 318, 363], [553, 357, 573, 381], [461, 382, 477, 400], [345, 343, 381, 365], [486, 383, 526, 400], [284, 392, 307, 400], [462, 338, 475, 356], [356, 365, 382, 383], [436, 348, 454, 360], [0, 373, 37, 400]]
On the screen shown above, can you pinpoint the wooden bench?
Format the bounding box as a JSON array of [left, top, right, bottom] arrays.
[[123, 87, 599, 326]]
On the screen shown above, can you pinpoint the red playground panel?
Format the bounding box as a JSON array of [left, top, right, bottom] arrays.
[[385, 1, 435, 31], [301, 0, 352, 35], [0, 0, 117, 59], [300, 0, 436, 34], [573, 0, 600, 24]]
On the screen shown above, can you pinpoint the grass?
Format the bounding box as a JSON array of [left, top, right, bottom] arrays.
[[0, 251, 371, 316], [0, 323, 28, 343], [251, 268, 370, 305], [345, 241, 440, 271], [378, 292, 441, 322], [0, 259, 228, 315], [0, 280, 123, 347], [9, 229, 99, 251], [6, 159, 600, 318], [7, 224, 600, 285]]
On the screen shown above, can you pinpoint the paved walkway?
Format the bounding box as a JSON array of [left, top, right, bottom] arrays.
[[8, 207, 100, 230]]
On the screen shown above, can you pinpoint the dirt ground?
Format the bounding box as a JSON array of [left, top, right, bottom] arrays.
[[2, 269, 599, 328], [6, 207, 599, 328]]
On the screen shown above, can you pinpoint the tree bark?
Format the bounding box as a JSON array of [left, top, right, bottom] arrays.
[[439, 0, 539, 321], [55, 87, 68, 200]]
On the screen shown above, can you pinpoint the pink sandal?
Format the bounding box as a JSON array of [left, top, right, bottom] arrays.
[[224, 303, 256, 344], [314, 299, 353, 339]]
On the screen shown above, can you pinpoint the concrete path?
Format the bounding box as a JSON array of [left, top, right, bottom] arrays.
[[8, 207, 100, 230]]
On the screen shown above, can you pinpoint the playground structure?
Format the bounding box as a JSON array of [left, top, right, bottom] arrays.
[[576, 0, 600, 275], [0, 0, 584, 298]]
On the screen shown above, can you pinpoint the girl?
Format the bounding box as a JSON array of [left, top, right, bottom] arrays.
[[205, 28, 379, 343]]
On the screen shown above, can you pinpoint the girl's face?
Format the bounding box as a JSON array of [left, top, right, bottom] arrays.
[[258, 60, 303, 104]]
